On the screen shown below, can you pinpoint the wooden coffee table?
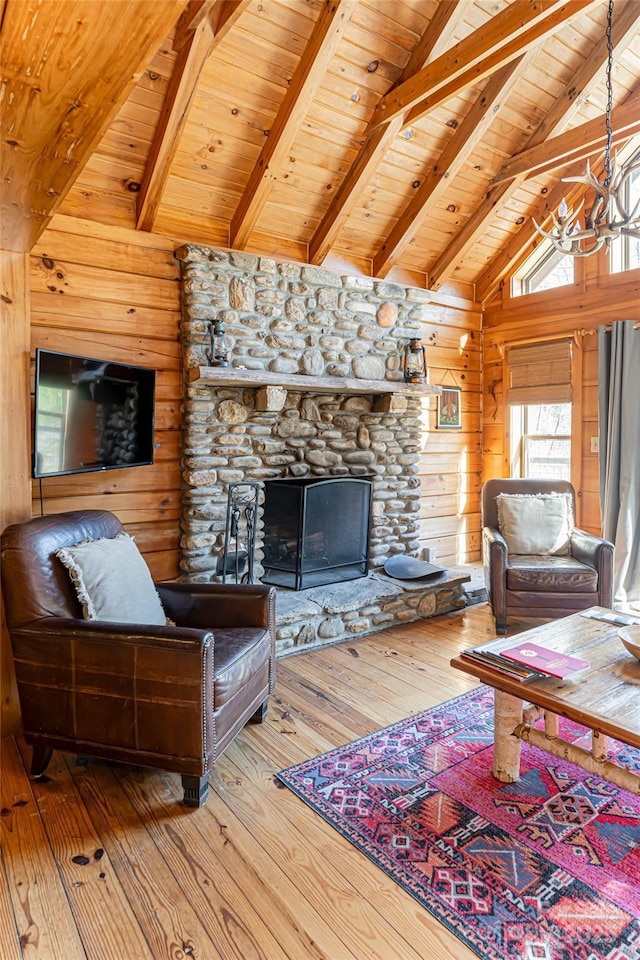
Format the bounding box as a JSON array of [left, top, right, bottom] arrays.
[[450, 608, 640, 795]]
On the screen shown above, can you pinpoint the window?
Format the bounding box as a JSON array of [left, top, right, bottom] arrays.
[[506, 339, 573, 481], [511, 403, 571, 480], [610, 147, 640, 275], [512, 243, 574, 296]]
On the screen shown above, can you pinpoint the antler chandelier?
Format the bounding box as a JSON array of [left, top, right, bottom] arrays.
[[534, 0, 640, 257]]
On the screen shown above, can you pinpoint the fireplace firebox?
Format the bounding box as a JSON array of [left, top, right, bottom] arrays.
[[261, 476, 373, 591]]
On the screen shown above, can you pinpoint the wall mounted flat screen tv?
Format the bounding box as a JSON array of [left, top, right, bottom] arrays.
[[33, 349, 156, 479]]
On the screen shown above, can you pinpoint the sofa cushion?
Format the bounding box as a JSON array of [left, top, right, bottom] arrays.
[[56, 533, 168, 624], [496, 492, 573, 555], [506, 555, 598, 592]]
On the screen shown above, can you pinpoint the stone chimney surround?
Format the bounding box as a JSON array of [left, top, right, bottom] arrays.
[[175, 245, 468, 653]]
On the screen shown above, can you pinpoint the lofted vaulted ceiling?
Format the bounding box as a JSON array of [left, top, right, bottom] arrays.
[[2, 0, 640, 303]]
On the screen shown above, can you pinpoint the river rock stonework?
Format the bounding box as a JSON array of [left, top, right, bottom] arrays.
[[176, 245, 466, 652]]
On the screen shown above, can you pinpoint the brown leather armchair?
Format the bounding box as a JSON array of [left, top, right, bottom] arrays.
[[1, 510, 276, 807], [482, 479, 613, 635]]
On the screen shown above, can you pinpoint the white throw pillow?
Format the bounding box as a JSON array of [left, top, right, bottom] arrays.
[[496, 492, 573, 556], [56, 532, 168, 625]]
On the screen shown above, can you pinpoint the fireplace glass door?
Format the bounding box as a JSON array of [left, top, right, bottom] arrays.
[[261, 476, 372, 590]]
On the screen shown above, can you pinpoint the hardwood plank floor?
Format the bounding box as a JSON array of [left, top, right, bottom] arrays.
[[1, 603, 534, 960]]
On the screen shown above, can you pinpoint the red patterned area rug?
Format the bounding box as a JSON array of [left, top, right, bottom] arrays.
[[277, 687, 640, 960]]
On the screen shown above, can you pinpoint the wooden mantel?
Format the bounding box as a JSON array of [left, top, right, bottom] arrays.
[[188, 366, 441, 397]]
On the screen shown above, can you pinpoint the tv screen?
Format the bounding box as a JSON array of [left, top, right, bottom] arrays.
[[33, 349, 156, 479]]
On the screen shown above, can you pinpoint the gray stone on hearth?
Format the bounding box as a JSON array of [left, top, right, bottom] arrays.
[[275, 592, 321, 624], [295, 624, 317, 647], [303, 576, 401, 614]]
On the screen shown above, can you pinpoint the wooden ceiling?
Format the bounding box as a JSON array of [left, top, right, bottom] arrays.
[[3, 0, 640, 302]]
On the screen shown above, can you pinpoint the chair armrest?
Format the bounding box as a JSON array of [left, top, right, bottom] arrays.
[[482, 525, 508, 612], [570, 528, 614, 570], [483, 526, 508, 563], [570, 528, 614, 606], [13, 616, 213, 652], [156, 582, 276, 630]]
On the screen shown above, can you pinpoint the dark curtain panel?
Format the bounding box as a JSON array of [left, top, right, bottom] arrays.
[[598, 321, 640, 610]]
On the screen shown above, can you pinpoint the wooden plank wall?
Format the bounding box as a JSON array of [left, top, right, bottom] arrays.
[[419, 293, 483, 565], [1, 250, 31, 736], [29, 216, 182, 581], [27, 215, 483, 578], [482, 253, 640, 536]]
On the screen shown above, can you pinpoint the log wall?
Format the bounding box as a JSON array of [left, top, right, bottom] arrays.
[[29, 216, 183, 581], [482, 252, 640, 535]]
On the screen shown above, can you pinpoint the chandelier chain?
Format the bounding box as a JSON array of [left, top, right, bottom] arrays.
[[532, 0, 640, 257], [604, 0, 614, 186]]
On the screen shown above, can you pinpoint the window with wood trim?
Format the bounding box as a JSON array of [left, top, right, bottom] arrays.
[[512, 243, 574, 296], [610, 147, 640, 275], [507, 340, 572, 480]]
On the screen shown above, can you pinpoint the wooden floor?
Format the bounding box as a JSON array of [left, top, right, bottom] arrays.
[[1, 603, 533, 960]]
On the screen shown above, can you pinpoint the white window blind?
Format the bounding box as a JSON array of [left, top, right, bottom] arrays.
[[507, 339, 572, 405]]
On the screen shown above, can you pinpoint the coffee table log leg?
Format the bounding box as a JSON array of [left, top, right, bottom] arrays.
[[493, 690, 524, 782]]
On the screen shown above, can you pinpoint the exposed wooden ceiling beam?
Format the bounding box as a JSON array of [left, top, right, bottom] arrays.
[[491, 88, 640, 183], [0, 0, 187, 253], [308, 0, 462, 265], [136, 0, 250, 233], [428, 0, 640, 291], [209, 0, 250, 45], [373, 55, 533, 279], [173, 0, 217, 52], [230, 0, 359, 250], [369, 0, 599, 131]]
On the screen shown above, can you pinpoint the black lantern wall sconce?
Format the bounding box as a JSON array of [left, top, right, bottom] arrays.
[[403, 338, 427, 383], [206, 317, 229, 367]]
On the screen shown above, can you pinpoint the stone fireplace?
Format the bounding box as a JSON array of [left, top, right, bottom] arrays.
[[176, 245, 469, 651]]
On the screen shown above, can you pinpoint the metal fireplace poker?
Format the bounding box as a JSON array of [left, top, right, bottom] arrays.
[[217, 482, 260, 584]]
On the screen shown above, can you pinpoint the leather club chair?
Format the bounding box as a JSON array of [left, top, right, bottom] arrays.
[[482, 478, 614, 635], [1, 510, 276, 807]]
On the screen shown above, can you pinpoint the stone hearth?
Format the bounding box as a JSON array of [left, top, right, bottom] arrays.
[[275, 568, 470, 654]]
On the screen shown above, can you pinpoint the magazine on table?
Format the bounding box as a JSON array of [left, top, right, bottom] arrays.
[[499, 642, 589, 679], [460, 643, 546, 682]]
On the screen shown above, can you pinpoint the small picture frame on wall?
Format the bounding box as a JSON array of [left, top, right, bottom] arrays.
[[437, 386, 462, 430]]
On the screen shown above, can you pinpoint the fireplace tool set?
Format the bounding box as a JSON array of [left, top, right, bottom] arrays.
[[216, 482, 260, 584]]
